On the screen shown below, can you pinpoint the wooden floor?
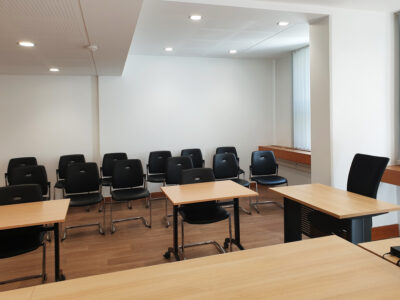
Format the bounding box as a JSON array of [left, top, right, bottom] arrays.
[[0, 187, 284, 292]]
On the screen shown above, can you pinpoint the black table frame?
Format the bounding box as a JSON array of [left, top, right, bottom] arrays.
[[164, 198, 244, 261], [284, 197, 381, 244], [44, 223, 65, 281]]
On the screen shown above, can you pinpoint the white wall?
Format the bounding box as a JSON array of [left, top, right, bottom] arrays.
[[99, 55, 275, 190], [0, 75, 99, 189]]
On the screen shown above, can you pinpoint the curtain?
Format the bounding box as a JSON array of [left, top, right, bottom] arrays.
[[292, 46, 311, 151]]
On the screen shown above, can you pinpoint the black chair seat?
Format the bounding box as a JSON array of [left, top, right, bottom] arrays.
[[231, 178, 250, 187], [54, 180, 65, 189], [0, 227, 44, 259], [251, 175, 287, 186], [111, 188, 150, 202], [179, 205, 230, 225], [147, 174, 166, 183], [101, 177, 112, 186], [69, 193, 103, 207]]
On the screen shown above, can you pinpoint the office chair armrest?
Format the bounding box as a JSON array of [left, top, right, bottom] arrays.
[[47, 182, 51, 199], [100, 167, 103, 178], [4, 173, 8, 186], [202, 160, 205, 167], [276, 164, 279, 175], [249, 165, 253, 178], [143, 175, 148, 189], [56, 169, 60, 181]]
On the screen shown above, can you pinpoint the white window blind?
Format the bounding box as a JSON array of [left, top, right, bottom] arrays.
[[292, 46, 311, 151]]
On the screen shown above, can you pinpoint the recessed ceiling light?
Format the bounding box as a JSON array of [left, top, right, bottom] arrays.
[[165, 47, 173, 52], [18, 41, 35, 47], [49, 68, 60, 72], [189, 15, 202, 21], [277, 21, 289, 26], [229, 50, 237, 54]]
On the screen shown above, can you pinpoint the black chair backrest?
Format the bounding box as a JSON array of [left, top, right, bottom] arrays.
[[165, 157, 193, 185], [7, 157, 37, 175], [8, 165, 49, 196], [347, 153, 389, 198], [181, 149, 203, 168], [213, 153, 239, 179], [216, 147, 239, 159], [102, 152, 128, 177], [180, 168, 215, 185], [64, 162, 99, 194], [148, 151, 172, 174], [112, 159, 144, 189], [251, 151, 278, 176], [0, 184, 43, 205], [58, 154, 85, 179]]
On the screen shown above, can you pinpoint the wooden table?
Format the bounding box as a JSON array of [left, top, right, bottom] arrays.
[[161, 180, 258, 260], [2, 236, 400, 299], [0, 199, 70, 281], [359, 237, 400, 266], [270, 184, 400, 244]]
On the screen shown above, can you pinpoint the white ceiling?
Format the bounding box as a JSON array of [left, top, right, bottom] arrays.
[[0, 0, 142, 75], [131, 0, 324, 59]]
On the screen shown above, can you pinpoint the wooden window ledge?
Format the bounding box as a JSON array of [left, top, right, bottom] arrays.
[[258, 145, 311, 165], [381, 165, 400, 186]]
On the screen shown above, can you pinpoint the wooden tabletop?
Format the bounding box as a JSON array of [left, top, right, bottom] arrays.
[[2, 236, 400, 299], [161, 180, 258, 205], [0, 199, 70, 230], [270, 183, 400, 219], [359, 237, 400, 265]]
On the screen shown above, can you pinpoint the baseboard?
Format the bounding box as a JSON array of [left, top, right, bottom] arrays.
[[371, 224, 399, 241], [150, 192, 165, 198]]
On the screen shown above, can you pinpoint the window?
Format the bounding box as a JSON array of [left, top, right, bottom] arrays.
[[292, 46, 311, 151]]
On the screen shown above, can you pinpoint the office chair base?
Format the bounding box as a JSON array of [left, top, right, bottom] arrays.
[[221, 203, 251, 215], [251, 200, 283, 213], [179, 240, 226, 259], [110, 216, 151, 233], [164, 215, 172, 228], [62, 223, 104, 240]]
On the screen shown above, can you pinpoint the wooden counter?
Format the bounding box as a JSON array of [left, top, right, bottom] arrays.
[[258, 145, 311, 165], [381, 165, 400, 186]]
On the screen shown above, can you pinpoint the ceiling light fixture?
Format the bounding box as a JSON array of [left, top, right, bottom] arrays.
[[49, 68, 60, 72], [18, 41, 35, 47], [229, 49, 237, 54], [277, 21, 289, 26], [189, 15, 202, 21], [165, 47, 173, 52]]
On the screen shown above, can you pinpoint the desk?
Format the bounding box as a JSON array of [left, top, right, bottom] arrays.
[[161, 180, 258, 260], [2, 236, 400, 299], [270, 184, 400, 244], [0, 199, 70, 281], [359, 237, 400, 266]]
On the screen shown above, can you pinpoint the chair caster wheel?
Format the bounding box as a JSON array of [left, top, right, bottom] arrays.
[[163, 251, 171, 259]]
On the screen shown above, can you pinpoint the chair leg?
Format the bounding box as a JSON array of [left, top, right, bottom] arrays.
[[42, 242, 47, 283], [110, 199, 115, 233], [149, 197, 152, 228], [164, 198, 171, 228], [181, 219, 185, 259], [128, 201, 132, 209], [228, 215, 232, 252], [100, 200, 105, 235], [253, 182, 260, 213]]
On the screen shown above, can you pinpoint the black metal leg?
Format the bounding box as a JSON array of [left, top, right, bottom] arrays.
[[164, 205, 180, 261], [284, 198, 302, 243], [225, 198, 244, 250], [54, 223, 65, 281], [349, 217, 372, 244]]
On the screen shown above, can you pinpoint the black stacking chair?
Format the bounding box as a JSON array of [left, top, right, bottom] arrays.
[[249, 151, 288, 213], [181, 149, 205, 168], [110, 159, 151, 233], [146, 151, 171, 208], [216, 147, 245, 177], [307, 153, 389, 238], [164, 157, 193, 227], [5, 157, 37, 186], [62, 162, 104, 239], [54, 154, 85, 199], [101, 152, 128, 186], [0, 185, 46, 284], [178, 168, 232, 258], [213, 153, 251, 214]]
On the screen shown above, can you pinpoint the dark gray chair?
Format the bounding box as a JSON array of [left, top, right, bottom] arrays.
[[181, 148, 205, 168], [5, 157, 37, 186], [101, 152, 128, 186], [54, 154, 85, 199], [216, 147, 245, 177]]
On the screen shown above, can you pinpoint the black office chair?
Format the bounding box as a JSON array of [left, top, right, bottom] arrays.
[[5, 157, 37, 186], [62, 162, 105, 240], [306, 153, 389, 238], [213, 153, 251, 214], [164, 157, 193, 227], [110, 159, 151, 233], [101, 152, 128, 186], [178, 168, 232, 258], [249, 151, 288, 213], [8, 165, 52, 240], [0, 185, 46, 284], [146, 151, 171, 210], [54, 154, 85, 199], [216, 147, 245, 177], [181, 149, 205, 168]]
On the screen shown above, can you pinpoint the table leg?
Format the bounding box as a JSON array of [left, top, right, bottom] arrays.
[[163, 205, 180, 261], [349, 216, 372, 244], [284, 198, 302, 243], [225, 198, 244, 250], [54, 223, 65, 281]]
